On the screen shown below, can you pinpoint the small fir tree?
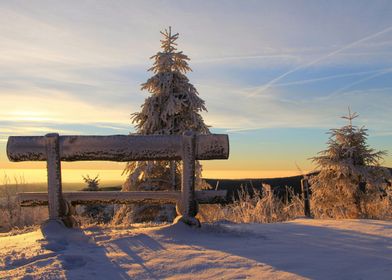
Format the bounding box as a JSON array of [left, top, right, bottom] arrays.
[[82, 175, 100, 191], [309, 109, 391, 218], [81, 175, 111, 223], [116, 27, 210, 223]]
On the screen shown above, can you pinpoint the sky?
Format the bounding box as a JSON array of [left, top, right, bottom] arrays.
[[1, 0, 392, 182]]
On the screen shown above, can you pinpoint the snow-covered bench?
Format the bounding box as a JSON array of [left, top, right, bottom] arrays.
[[6, 131, 229, 227]]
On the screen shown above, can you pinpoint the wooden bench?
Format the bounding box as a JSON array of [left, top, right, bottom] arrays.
[[7, 131, 229, 227]]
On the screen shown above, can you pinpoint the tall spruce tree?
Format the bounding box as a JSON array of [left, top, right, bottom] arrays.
[[117, 27, 210, 223], [309, 109, 391, 218]]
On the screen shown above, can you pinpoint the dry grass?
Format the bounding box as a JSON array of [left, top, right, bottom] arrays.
[[362, 194, 392, 220], [310, 186, 392, 220], [0, 175, 48, 232], [2, 174, 391, 232], [198, 184, 304, 224]]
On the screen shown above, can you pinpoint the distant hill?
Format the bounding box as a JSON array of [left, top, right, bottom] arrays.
[[2, 168, 390, 201], [102, 175, 309, 198], [205, 167, 392, 201], [205, 174, 308, 201]]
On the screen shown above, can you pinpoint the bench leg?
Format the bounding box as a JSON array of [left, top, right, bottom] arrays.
[[175, 131, 200, 227], [45, 133, 74, 227], [301, 178, 312, 218]]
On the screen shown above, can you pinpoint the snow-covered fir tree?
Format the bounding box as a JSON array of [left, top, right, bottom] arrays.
[[82, 175, 100, 191], [309, 109, 391, 218], [80, 175, 111, 223], [116, 27, 210, 223]]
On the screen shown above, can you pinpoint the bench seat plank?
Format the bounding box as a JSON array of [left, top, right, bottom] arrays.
[[18, 190, 228, 206], [7, 134, 229, 162]]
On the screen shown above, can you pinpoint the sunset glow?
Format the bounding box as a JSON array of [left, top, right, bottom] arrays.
[[9, 111, 49, 120], [1, 1, 391, 182], [2, 169, 308, 185], [1, 3, 392, 279]]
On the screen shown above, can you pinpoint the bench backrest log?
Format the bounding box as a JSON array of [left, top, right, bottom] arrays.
[[7, 132, 229, 227]]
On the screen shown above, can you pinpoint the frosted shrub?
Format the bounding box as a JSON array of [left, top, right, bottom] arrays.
[[198, 184, 303, 223], [310, 109, 392, 219], [362, 187, 392, 220]]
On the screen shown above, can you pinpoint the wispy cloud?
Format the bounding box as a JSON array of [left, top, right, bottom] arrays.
[[192, 53, 300, 64], [248, 25, 392, 97], [242, 68, 391, 89], [328, 68, 392, 96], [0, 90, 134, 126], [199, 82, 392, 133], [0, 125, 80, 136], [1, 1, 391, 169]]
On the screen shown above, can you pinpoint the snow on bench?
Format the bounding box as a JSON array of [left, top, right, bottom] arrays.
[[7, 131, 229, 227]]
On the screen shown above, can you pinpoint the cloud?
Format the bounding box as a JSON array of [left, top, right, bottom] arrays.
[[0, 89, 133, 126], [2, 1, 392, 69], [1, 1, 391, 140], [248, 25, 392, 96], [199, 82, 392, 133], [327, 68, 392, 96], [191, 53, 301, 66], [241, 68, 391, 89], [0, 125, 80, 136]]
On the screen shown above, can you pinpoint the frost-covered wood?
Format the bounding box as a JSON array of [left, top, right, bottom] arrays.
[[44, 134, 66, 221], [19, 191, 180, 206], [176, 131, 199, 226], [7, 134, 229, 162], [18, 190, 228, 206], [301, 178, 311, 218], [7, 131, 230, 227]]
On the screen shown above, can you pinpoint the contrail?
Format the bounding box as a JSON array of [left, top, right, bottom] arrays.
[[248, 25, 392, 97], [192, 53, 298, 64], [274, 69, 390, 87], [327, 68, 392, 97], [243, 68, 390, 90]]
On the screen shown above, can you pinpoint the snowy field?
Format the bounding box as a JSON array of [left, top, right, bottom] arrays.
[[1, 218, 391, 280]]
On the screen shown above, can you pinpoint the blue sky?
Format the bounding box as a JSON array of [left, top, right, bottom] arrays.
[[1, 0, 392, 177]]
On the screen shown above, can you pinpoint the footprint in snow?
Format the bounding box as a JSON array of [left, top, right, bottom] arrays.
[[60, 255, 87, 270], [39, 238, 68, 252]]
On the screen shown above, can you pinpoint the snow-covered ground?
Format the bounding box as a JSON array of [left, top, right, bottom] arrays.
[[1, 218, 391, 279]]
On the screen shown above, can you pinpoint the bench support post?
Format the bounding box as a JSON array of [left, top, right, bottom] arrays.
[[175, 131, 200, 227], [301, 178, 311, 218], [45, 133, 73, 227]]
